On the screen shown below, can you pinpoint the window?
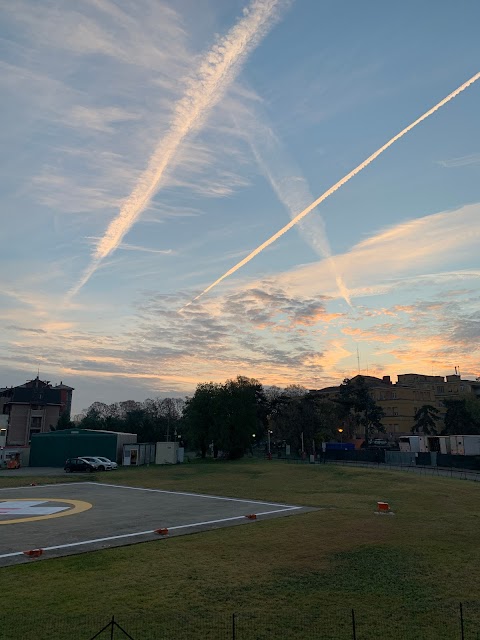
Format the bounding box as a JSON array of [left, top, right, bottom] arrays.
[[436, 386, 444, 394], [30, 416, 42, 434], [393, 407, 398, 416], [392, 392, 397, 399]]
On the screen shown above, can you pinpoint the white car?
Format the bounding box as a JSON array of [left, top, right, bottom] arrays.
[[94, 456, 118, 470], [79, 456, 110, 471]]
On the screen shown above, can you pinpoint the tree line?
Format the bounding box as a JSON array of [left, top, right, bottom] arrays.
[[57, 375, 480, 459], [412, 398, 480, 436], [58, 397, 185, 444]]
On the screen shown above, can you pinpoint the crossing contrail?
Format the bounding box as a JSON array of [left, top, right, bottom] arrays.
[[181, 71, 480, 310], [236, 107, 352, 306], [66, 0, 288, 300]]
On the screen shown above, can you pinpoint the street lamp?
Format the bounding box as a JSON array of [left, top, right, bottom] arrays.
[[337, 428, 344, 443], [267, 429, 272, 455]]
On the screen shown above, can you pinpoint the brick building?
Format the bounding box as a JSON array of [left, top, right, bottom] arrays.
[[0, 376, 74, 446]]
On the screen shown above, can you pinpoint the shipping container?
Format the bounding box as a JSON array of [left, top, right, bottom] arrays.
[[155, 441, 179, 464], [123, 442, 156, 466]]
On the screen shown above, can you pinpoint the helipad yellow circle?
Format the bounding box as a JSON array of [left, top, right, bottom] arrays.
[[0, 498, 92, 525]]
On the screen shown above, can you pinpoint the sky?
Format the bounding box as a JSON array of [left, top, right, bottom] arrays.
[[0, 0, 479, 415]]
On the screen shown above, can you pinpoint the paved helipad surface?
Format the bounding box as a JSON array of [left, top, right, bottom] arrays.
[[0, 482, 309, 566]]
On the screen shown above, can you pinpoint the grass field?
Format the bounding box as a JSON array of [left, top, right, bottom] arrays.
[[1, 460, 479, 639]]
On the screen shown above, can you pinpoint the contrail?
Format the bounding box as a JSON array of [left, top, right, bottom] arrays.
[[181, 71, 480, 310], [67, 0, 288, 300], [235, 107, 352, 306]]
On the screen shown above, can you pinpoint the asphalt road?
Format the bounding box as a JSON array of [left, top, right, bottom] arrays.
[[0, 467, 68, 477]]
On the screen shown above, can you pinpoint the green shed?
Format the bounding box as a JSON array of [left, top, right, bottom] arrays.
[[29, 429, 136, 467]]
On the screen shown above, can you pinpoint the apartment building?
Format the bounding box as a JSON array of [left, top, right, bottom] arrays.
[[0, 376, 74, 446], [315, 373, 480, 438]]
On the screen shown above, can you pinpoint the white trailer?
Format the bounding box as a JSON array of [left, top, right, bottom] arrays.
[[450, 435, 480, 456], [399, 435, 428, 453], [426, 436, 450, 454], [155, 441, 179, 465]]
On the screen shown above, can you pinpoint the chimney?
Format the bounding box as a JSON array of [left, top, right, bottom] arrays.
[[382, 375, 391, 385]]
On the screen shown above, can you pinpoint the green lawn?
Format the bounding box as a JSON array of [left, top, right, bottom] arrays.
[[1, 460, 479, 639]]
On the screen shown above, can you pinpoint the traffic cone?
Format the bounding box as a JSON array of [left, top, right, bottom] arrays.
[[23, 549, 43, 558], [154, 528, 169, 535]]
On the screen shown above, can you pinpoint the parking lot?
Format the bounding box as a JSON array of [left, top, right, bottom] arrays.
[[0, 482, 309, 566]]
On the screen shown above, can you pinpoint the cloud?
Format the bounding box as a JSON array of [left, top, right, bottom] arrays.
[[119, 243, 174, 255], [67, 106, 141, 133], [267, 203, 480, 302], [68, 0, 289, 298], [4, 325, 47, 335], [437, 153, 480, 168], [184, 71, 480, 307], [230, 95, 351, 304]]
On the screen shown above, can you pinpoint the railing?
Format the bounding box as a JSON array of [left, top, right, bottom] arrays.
[[1, 603, 479, 639], [256, 448, 480, 480]]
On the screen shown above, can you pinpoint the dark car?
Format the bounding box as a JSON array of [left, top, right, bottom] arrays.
[[64, 457, 96, 473]]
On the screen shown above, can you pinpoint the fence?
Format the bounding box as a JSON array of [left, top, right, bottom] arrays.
[[261, 448, 480, 481], [1, 603, 479, 639]]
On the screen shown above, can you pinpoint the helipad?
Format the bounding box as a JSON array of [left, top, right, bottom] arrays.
[[0, 498, 92, 524], [0, 482, 310, 566]]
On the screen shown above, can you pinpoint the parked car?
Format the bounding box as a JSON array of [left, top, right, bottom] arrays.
[[79, 456, 108, 471], [369, 439, 390, 448], [64, 458, 96, 473], [95, 456, 118, 470]]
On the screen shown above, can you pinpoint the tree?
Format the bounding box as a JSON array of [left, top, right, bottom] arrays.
[[78, 397, 184, 442], [55, 411, 72, 431], [184, 377, 266, 459], [283, 384, 308, 398], [339, 376, 385, 444], [184, 383, 222, 458], [79, 402, 109, 430], [464, 397, 480, 432], [269, 394, 346, 455], [218, 376, 266, 459], [412, 404, 441, 435], [442, 399, 480, 435]]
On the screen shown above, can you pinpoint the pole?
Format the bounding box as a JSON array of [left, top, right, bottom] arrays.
[[460, 602, 464, 640], [351, 609, 356, 640], [301, 431, 304, 454], [232, 613, 236, 640], [267, 430, 271, 455]]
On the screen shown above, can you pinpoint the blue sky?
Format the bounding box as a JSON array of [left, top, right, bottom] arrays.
[[0, 0, 479, 414]]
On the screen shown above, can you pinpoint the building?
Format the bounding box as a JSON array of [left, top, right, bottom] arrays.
[[396, 373, 480, 431], [29, 428, 137, 467], [0, 376, 74, 446], [314, 372, 480, 439]]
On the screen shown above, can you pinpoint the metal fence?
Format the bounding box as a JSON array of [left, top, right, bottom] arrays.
[[1, 603, 479, 639], [317, 458, 480, 481], [261, 450, 480, 481]]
